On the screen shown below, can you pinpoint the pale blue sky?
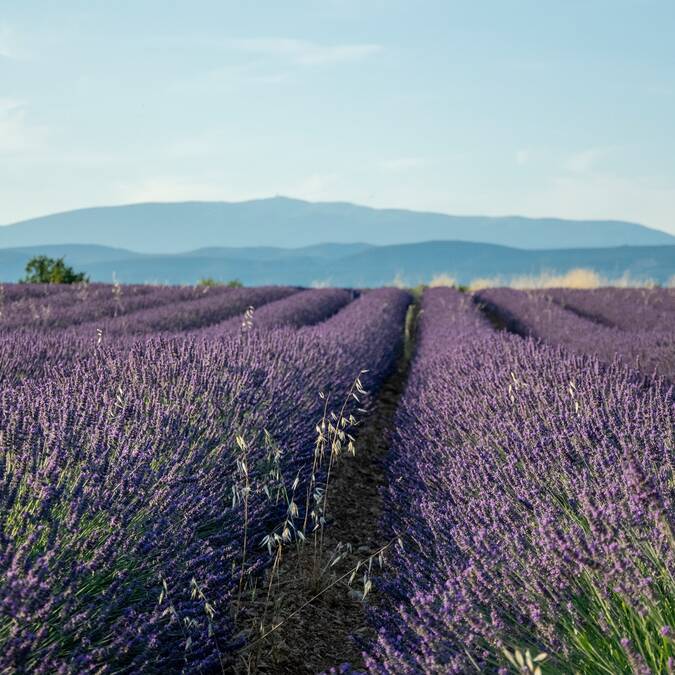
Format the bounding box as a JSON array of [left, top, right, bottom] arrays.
[[1, 0, 674, 232]]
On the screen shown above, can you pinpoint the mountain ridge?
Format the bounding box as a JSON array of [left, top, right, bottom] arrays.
[[1, 197, 673, 252], [1, 240, 674, 286]]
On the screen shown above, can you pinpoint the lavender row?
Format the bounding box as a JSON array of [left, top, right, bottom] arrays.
[[541, 287, 675, 332], [0, 333, 98, 388], [0, 284, 221, 331], [53, 284, 230, 331], [0, 288, 336, 388], [0, 282, 93, 304], [365, 287, 675, 673], [301, 288, 411, 392], [80, 285, 298, 337], [0, 287, 298, 387], [202, 288, 355, 336], [0, 288, 410, 672], [476, 287, 675, 382]]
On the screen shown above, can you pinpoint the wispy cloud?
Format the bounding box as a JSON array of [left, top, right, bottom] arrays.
[[227, 38, 382, 66], [0, 24, 28, 60], [564, 147, 608, 174], [169, 61, 291, 94], [169, 37, 380, 93], [165, 137, 217, 159], [515, 149, 532, 166], [0, 99, 22, 113], [0, 100, 48, 154], [119, 177, 276, 204], [121, 177, 229, 203], [519, 170, 675, 231], [379, 157, 426, 172], [284, 173, 340, 200]]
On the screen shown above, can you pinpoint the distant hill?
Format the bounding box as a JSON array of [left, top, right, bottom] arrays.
[[0, 245, 144, 282], [1, 197, 673, 252], [183, 242, 375, 261], [1, 241, 674, 286]]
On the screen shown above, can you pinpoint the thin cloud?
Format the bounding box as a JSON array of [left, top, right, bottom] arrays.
[[515, 149, 531, 166], [285, 173, 340, 200], [379, 157, 426, 172], [165, 137, 216, 159], [227, 38, 382, 66], [119, 177, 274, 204], [0, 98, 24, 113], [0, 100, 48, 154], [520, 170, 675, 232], [0, 24, 28, 60], [121, 177, 228, 203], [169, 37, 380, 92], [169, 61, 291, 94], [564, 147, 607, 174]]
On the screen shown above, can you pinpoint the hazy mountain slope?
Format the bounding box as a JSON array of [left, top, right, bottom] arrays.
[[3, 241, 672, 286], [2, 197, 672, 252], [0, 243, 373, 282], [0, 245, 143, 281], [81, 255, 328, 286], [184, 243, 375, 260], [330, 242, 675, 287]]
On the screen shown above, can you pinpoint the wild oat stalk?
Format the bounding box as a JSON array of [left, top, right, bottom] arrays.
[[241, 306, 255, 332], [304, 372, 367, 586], [111, 273, 123, 315], [233, 434, 251, 621]]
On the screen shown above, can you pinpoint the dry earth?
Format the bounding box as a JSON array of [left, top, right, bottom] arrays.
[[234, 305, 417, 674]]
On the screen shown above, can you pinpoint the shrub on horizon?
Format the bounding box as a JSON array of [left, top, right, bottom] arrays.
[[21, 255, 88, 284], [197, 277, 244, 288]]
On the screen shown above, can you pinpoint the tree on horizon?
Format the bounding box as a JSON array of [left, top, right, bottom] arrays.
[[22, 255, 89, 284]]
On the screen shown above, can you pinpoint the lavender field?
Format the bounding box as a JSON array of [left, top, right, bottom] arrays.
[[0, 282, 673, 674]]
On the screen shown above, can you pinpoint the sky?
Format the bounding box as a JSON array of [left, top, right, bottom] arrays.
[[1, 0, 675, 233]]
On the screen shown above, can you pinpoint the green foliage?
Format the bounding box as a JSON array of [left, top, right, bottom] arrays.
[[409, 284, 426, 300], [21, 256, 88, 284], [197, 277, 244, 288]]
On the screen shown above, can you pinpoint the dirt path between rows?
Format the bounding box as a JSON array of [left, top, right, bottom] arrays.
[[236, 303, 418, 674]]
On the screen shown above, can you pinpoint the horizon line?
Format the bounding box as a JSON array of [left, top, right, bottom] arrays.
[[1, 194, 668, 235]]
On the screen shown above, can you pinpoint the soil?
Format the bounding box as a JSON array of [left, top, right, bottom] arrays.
[[234, 305, 418, 675]]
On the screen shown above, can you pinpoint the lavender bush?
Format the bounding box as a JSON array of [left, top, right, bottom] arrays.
[[0, 288, 335, 388], [302, 288, 411, 392], [81, 285, 298, 336], [540, 287, 675, 332], [365, 287, 675, 673], [0, 284, 225, 332], [477, 287, 675, 382], [204, 288, 354, 335], [0, 332, 98, 387], [0, 286, 410, 672], [0, 282, 70, 300]]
